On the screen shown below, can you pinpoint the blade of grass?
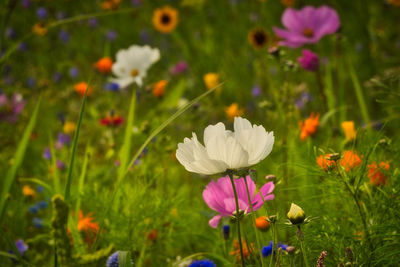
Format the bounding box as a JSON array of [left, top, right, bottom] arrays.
[[0, 97, 41, 223], [92, 82, 224, 250], [64, 85, 89, 202], [118, 251, 133, 267], [348, 60, 371, 127], [49, 133, 61, 194]]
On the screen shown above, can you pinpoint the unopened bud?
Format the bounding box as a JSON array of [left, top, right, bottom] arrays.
[[222, 225, 230, 240], [286, 246, 296, 254], [287, 203, 306, 225]]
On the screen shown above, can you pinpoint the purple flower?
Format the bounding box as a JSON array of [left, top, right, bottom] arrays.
[[53, 71, 62, 83], [105, 30, 117, 42], [298, 49, 319, 71], [21, 0, 31, 8], [56, 160, 66, 170], [295, 91, 312, 110], [170, 61, 188, 75], [69, 67, 79, 78], [59, 30, 70, 43], [202, 175, 275, 228], [88, 18, 98, 28], [55, 133, 71, 149], [43, 147, 51, 160], [273, 6, 340, 48], [18, 42, 28, 51], [6, 28, 16, 39], [36, 7, 48, 20], [107, 251, 120, 267], [26, 77, 36, 88], [0, 93, 26, 123], [15, 240, 28, 256], [252, 85, 262, 97]]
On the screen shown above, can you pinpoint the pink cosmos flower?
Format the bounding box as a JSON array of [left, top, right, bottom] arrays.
[[273, 5, 340, 48], [298, 49, 319, 71], [202, 175, 275, 228]]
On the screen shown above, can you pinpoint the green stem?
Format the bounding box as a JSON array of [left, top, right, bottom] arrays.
[[228, 173, 245, 267], [268, 222, 275, 267], [243, 176, 265, 267], [297, 227, 310, 267]]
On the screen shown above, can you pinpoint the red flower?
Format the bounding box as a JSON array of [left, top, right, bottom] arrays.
[[99, 114, 124, 126], [368, 161, 389, 186]]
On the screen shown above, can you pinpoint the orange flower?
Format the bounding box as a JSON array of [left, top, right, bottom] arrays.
[[255, 216, 270, 231], [225, 103, 244, 120], [152, 80, 167, 98], [22, 185, 36, 198], [317, 154, 336, 171], [340, 151, 362, 171], [32, 22, 48, 36], [203, 73, 220, 91], [230, 239, 253, 262], [101, 0, 121, 10], [77, 210, 99, 234], [94, 57, 113, 74], [299, 113, 320, 141], [368, 161, 389, 186], [281, 0, 295, 7], [152, 6, 179, 34], [388, 0, 400, 6], [74, 82, 92, 97]]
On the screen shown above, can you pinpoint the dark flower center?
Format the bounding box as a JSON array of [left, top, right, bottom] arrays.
[[303, 28, 314, 38], [161, 14, 171, 24], [254, 31, 267, 45]]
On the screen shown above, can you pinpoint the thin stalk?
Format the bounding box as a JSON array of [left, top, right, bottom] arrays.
[[297, 227, 310, 267], [268, 222, 275, 267], [316, 69, 329, 114], [243, 176, 265, 267], [228, 173, 245, 267]]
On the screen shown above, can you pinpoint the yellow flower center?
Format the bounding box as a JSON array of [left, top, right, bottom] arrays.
[[130, 69, 139, 77], [303, 28, 314, 38]]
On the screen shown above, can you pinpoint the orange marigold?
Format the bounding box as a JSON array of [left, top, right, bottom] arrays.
[[22, 185, 36, 198], [316, 154, 336, 171], [225, 103, 244, 121], [152, 80, 167, 98], [368, 161, 389, 186], [299, 113, 320, 141], [94, 57, 113, 74], [340, 151, 362, 171], [230, 239, 253, 262], [74, 82, 92, 97]]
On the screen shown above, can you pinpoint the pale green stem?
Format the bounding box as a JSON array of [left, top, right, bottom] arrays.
[[228, 173, 245, 267], [243, 176, 265, 267], [297, 226, 310, 267]]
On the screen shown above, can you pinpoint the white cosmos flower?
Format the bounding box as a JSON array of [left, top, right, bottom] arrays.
[[110, 45, 160, 89], [176, 117, 274, 175]]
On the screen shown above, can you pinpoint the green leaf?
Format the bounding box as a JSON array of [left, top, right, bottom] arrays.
[[118, 251, 133, 267], [0, 97, 41, 223]]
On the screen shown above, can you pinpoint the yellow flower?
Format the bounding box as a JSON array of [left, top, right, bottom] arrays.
[[22, 185, 36, 198], [152, 6, 179, 34], [225, 103, 244, 120], [63, 121, 76, 134], [341, 121, 356, 141], [248, 28, 268, 49], [203, 73, 219, 91], [287, 203, 305, 225], [32, 23, 48, 36]]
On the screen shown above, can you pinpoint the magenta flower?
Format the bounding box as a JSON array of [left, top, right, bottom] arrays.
[[273, 5, 340, 48], [298, 49, 319, 71], [203, 175, 275, 228]]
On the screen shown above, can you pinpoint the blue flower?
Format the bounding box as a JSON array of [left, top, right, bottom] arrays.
[[33, 217, 44, 229], [106, 251, 119, 267], [28, 205, 39, 214], [69, 67, 79, 79], [37, 185, 44, 193], [43, 147, 51, 160], [222, 224, 230, 240], [38, 201, 47, 209], [15, 239, 28, 256], [262, 241, 288, 257], [36, 7, 48, 20], [104, 82, 120, 92], [188, 259, 216, 267], [262, 241, 273, 257]]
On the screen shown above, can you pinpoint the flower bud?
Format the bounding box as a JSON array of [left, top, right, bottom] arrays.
[[286, 246, 296, 254], [222, 225, 230, 240], [287, 203, 306, 225], [255, 216, 270, 231]]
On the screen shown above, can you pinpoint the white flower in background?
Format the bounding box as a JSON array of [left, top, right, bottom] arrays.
[[110, 45, 160, 88], [176, 117, 274, 175]]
